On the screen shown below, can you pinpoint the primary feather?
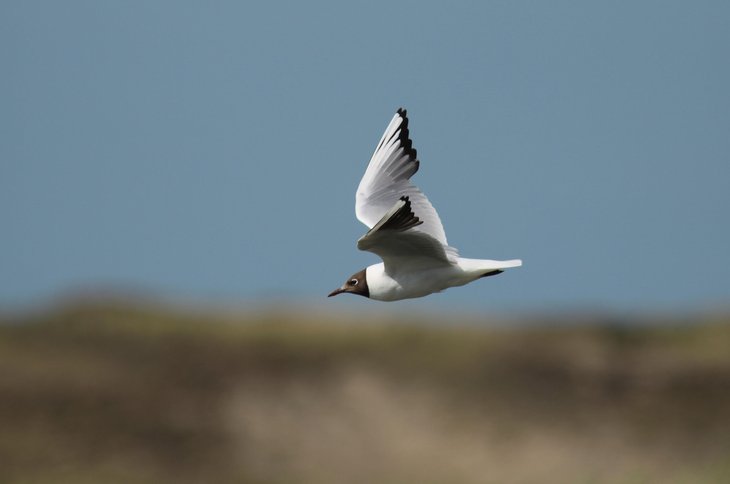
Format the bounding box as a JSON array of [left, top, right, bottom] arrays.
[[355, 109, 455, 260]]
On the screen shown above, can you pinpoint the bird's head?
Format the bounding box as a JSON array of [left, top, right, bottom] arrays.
[[328, 268, 370, 298]]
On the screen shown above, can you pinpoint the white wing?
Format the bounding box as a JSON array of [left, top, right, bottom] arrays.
[[355, 108, 457, 260], [357, 197, 455, 273]]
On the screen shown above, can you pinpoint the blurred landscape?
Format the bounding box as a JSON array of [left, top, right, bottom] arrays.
[[1, 299, 729, 484]]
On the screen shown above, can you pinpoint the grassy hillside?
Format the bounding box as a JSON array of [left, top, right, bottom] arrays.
[[1, 301, 729, 483]]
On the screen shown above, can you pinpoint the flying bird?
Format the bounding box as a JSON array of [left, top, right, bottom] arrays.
[[329, 108, 521, 301]]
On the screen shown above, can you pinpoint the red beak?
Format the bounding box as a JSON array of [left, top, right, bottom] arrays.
[[328, 287, 345, 297]]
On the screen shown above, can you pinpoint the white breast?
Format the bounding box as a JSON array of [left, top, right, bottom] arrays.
[[365, 264, 402, 301], [365, 262, 471, 301]]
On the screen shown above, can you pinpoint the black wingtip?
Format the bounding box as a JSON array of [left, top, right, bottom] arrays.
[[401, 130, 412, 150], [394, 110, 416, 160], [379, 196, 422, 232], [374, 108, 419, 179]]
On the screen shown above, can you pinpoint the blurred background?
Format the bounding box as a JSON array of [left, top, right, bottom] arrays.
[[2, 1, 729, 483]]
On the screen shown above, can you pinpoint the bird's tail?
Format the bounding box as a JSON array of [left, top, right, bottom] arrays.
[[459, 258, 522, 278]]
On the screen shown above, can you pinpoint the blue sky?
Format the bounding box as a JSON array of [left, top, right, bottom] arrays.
[[2, 1, 729, 312]]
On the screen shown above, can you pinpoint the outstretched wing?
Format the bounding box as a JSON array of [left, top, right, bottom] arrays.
[[357, 197, 455, 273], [355, 108, 455, 259]]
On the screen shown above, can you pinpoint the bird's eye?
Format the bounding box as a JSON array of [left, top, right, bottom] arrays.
[[349, 279, 358, 286]]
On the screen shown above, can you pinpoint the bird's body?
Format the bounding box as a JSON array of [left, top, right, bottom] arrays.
[[365, 258, 522, 301], [329, 108, 521, 301]]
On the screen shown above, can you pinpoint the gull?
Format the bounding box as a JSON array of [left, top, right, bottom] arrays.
[[329, 108, 522, 301]]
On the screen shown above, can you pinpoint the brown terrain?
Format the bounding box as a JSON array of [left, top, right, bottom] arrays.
[[1, 301, 729, 483]]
